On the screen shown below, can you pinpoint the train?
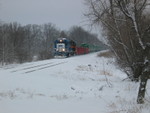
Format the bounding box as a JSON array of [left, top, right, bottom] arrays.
[[54, 38, 101, 58]]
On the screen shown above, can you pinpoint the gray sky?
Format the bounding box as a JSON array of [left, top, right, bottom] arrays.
[[0, 0, 87, 30]]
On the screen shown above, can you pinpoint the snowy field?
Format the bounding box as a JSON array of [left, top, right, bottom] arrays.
[[0, 51, 150, 113]]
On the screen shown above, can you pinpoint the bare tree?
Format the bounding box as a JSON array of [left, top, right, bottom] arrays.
[[0, 23, 16, 65], [68, 26, 103, 47], [84, 0, 150, 103], [60, 31, 68, 38], [39, 23, 60, 59], [0, 25, 7, 66], [23, 24, 43, 61]]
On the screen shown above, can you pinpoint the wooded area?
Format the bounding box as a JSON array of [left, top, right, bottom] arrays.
[[0, 23, 103, 65]]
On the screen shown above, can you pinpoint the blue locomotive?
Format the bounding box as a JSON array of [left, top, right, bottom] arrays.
[[54, 38, 76, 57]]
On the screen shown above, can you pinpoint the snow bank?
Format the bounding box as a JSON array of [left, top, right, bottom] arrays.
[[0, 51, 149, 113]]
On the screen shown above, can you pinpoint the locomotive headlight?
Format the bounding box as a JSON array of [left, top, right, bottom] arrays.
[[62, 48, 65, 51]]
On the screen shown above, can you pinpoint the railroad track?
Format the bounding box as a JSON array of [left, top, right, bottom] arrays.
[[11, 61, 67, 74], [24, 62, 67, 73]]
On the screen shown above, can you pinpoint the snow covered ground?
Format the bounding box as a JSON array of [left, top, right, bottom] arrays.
[[0, 51, 150, 113]]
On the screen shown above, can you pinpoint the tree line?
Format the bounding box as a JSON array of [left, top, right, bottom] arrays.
[[84, 0, 150, 104], [0, 22, 103, 65]]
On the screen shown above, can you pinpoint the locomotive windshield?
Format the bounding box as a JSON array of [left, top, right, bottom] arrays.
[[56, 43, 65, 52]]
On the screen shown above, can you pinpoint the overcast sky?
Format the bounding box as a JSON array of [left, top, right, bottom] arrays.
[[0, 0, 88, 30]]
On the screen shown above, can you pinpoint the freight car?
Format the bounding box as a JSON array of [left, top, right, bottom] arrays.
[[76, 43, 101, 54], [76, 43, 89, 55]]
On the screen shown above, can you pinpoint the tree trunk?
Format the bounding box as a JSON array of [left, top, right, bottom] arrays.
[[2, 35, 5, 66], [137, 68, 149, 104], [133, 65, 143, 81]]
